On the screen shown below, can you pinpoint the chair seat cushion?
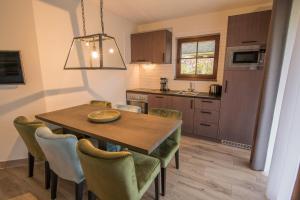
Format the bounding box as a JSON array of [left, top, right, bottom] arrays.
[[151, 139, 179, 168], [131, 151, 160, 197]]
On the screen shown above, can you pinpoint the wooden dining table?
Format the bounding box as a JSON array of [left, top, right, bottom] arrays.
[[36, 104, 182, 154]]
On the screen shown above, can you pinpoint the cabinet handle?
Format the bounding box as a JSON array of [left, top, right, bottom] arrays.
[[202, 100, 213, 103], [200, 123, 211, 127], [155, 96, 164, 99], [224, 80, 228, 93], [136, 59, 147, 62], [162, 53, 165, 62], [241, 40, 257, 44], [201, 111, 212, 114], [190, 99, 194, 109]]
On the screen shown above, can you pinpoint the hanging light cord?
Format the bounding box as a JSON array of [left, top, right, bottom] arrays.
[[81, 0, 87, 36], [100, 0, 105, 34]]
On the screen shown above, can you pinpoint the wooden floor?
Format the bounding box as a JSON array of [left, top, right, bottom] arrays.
[[0, 136, 267, 200]]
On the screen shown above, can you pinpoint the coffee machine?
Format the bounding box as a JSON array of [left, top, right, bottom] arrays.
[[160, 77, 169, 91]]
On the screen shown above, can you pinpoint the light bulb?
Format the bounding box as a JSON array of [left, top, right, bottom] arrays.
[[108, 48, 114, 54], [85, 42, 90, 47], [91, 51, 99, 59]]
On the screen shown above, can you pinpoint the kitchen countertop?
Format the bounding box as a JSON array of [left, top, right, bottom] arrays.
[[126, 88, 221, 100]]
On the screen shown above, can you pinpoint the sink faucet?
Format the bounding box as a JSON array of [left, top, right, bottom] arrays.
[[188, 82, 195, 92]]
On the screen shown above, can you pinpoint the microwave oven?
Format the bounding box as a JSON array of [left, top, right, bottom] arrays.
[[225, 45, 266, 70]]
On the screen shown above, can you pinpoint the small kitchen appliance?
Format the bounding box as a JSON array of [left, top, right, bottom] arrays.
[[160, 77, 169, 91], [209, 84, 222, 96]]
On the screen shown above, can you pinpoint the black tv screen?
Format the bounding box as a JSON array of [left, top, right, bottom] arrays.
[[0, 51, 25, 84]]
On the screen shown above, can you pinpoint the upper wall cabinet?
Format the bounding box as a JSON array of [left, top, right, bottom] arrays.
[[227, 10, 272, 47], [131, 30, 172, 64]]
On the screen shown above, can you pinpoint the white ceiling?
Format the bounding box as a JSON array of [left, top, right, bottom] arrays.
[[103, 0, 272, 24]]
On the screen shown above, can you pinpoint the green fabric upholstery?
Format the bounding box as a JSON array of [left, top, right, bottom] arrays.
[[13, 116, 65, 161], [14, 116, 46, 161], [148, 108, 182, 168], [90, 100, 112, 108], [77, 139, 160, 200]]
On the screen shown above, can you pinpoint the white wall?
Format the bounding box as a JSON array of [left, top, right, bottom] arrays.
[[32, 0, 139, 111], [264, 0, 300, 174], [136, 3, 272, 92], [0, 0, 138, 162], [266, 13, 300, 199], [0, 0, 47, 162]]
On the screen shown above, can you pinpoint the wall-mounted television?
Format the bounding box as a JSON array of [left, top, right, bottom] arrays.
[[0, 51, 25, 84]]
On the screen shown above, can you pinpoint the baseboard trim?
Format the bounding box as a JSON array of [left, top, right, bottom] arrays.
[[0, 158, 27, 169]]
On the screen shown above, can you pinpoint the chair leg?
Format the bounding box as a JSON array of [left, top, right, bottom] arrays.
[[50, 170, 58, 200], [75, 181, 84, 200], [155, 173, 160, 200], [45, 161, 51, 189], [88, 191, 96, 200], [161, 168, 166, 196], [28, 152, 34, 177], [175, 150, 179, 170]]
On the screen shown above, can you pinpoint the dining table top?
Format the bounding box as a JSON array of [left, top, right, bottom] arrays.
[[35, 104, 182, 154]]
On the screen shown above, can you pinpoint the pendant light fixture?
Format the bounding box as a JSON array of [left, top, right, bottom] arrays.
[[64, 0, 127, 70]]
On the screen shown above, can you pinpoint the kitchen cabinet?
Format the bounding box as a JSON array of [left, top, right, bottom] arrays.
[[194, 99, 220, 139], [131, 30, 172, 64], [227, 10, 271, 47], [148, 94, 172, 110], [169, 96, 195, 134], [219, 70, 264, 145]]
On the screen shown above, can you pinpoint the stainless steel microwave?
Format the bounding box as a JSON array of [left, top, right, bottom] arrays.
[[225, 45, 266, 70]]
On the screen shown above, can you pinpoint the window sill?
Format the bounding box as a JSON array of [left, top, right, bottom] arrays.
[[174, 77, 217, 81]]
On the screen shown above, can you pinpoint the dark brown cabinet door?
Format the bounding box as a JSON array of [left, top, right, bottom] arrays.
[[131, 32, 153, 62], [227, 10, 271, 47], [148, 94, 171, 110], [169, 96, 194, 134], [131, 30, 172, 64], [219, 70, 264, 145]]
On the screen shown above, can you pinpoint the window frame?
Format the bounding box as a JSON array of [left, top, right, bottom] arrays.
[[175, 34, 220, 81]]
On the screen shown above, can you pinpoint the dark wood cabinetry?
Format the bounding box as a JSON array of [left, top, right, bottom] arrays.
[[194, 99, 220, 139], [219, 70, 264, 145], [148, 93, 221, 138], [169, 96, 195, 134], [131, 30, 172, 64], [227, 10, 271, 47], [148, 94, 172, 110]]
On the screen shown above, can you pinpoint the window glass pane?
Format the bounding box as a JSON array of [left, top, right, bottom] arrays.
[[197, 58, 214, 75], [197, 40, 215, 58], [181, 42, 197, 58], [180, 59, 196, 74]]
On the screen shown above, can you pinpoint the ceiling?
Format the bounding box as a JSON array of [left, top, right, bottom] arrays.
[[102, 0, 272, 24]]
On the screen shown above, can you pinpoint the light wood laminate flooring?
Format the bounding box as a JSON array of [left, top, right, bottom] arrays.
[[0, 136, 267, 200]]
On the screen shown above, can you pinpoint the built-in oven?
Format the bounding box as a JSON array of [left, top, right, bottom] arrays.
[[225, 45, 266, 70], [126, 93, 148, 114]]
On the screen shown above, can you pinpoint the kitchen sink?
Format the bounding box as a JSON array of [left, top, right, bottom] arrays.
[[174, 91, 200, 96]]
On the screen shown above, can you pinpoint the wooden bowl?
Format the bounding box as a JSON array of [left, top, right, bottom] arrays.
[[88, 110, 121, 123]]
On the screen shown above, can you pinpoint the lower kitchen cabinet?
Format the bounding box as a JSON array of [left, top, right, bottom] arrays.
[[148, 94, 172, 109], [147, 93, 221, 139], [193, 98, 221, 139], [169, 96, 195, 134]]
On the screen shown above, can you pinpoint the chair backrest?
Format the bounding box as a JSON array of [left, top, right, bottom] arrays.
[[13, 116, 45, 160], [77, 139, 139, 200], [114, 104, 141, 113], [90, 100, 112, 108], [35, 127, 84, 183], [148, 108, 182, 144]]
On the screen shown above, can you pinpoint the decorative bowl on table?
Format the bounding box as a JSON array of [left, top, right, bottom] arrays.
[[87, 110, 121, 123]]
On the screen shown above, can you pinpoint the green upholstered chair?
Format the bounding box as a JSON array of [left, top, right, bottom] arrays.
[[148, 108, 182, 196], [13, 116, 63, 189], [77, 139, 161, 200], [90, 100, 112, 108]]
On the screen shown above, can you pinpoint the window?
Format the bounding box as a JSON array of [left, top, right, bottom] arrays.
[[176, 34, 220, 81]]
